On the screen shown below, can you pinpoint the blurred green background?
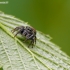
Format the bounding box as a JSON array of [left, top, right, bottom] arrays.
[[0, 0, 70, 56]]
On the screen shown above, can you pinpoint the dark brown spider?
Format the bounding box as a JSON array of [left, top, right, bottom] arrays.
[[11, 26, 36, 48]]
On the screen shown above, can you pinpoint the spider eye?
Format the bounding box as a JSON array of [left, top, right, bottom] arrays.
[[28, 28, 31, 30], [26, 26, 32, 32]]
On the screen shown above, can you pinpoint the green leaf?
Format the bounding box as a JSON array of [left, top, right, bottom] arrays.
[[0, 67, 3, 70], [0, 61, 3, 68], [0, 11, 70, 70]]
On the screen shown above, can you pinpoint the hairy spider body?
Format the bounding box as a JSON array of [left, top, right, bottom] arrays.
[[12, 26, 36, 48]]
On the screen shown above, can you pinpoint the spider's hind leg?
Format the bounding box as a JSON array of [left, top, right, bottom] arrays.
[[11, 26, 25, 37], [11, 27, 20, 33], [14, 30, 21, 37]]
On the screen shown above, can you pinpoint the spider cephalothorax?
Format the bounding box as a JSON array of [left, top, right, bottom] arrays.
[[11, 26, 36, 48]]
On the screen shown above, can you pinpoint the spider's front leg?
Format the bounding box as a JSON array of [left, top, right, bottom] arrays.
[[25, 34, 36, 47], [28, 40, 34, 48], [34, 36, 36, 44]]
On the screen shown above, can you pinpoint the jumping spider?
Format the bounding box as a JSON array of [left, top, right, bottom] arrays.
[[11, 26, 36, 48]]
